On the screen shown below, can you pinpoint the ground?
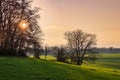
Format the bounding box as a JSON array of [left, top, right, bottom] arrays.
[[0, 53, 120, 80]]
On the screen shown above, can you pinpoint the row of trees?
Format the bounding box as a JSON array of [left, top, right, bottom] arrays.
[[0, 0, 42, 56], [97, 47, 120, 53]]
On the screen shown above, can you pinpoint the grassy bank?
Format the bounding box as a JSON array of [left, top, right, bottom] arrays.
[[0, 53, 120, 80]]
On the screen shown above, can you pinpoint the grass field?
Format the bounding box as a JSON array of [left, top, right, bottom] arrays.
[[0, 53, 120, 80], [95, 53, 120, 69]]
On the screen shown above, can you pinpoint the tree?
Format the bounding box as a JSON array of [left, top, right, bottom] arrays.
[[65, 29, 97, 65], [52, 46, 67, 62], [0, 0, 42, 56], [44, 46, 48, 60]]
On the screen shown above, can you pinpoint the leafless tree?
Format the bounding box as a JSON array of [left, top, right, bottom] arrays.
[[65, 29, 97, 65]]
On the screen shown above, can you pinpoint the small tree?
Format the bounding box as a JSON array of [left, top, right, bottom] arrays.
[[44, 46, 48, 60], [52, 46, 67, 62], [65, 29, 97, 65]]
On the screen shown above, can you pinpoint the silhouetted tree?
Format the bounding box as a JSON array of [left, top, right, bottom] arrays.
[[65, 29, 97, 65], [0, 0, 42, 56], [44, 46, 49, 60], [52, 46, 67, 62]]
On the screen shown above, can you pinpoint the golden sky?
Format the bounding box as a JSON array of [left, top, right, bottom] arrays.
[[32, 0, 120, 47]]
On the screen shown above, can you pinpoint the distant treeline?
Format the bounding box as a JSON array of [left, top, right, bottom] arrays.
[[92, 47, 120, 53]]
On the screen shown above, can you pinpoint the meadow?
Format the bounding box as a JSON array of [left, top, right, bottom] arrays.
[[95, 53, 120, 69], [0, 53, 120, 80]]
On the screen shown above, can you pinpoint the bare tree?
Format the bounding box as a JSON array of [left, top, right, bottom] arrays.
[[65, 29, 97, 65]]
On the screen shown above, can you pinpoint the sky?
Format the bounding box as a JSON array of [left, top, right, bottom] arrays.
[[32, 0, 120, 48]]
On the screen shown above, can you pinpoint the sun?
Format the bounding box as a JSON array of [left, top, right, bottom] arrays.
[[18, 20, 29, 31]]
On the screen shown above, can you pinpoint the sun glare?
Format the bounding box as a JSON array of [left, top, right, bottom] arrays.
[[18, 20, 29, 31]]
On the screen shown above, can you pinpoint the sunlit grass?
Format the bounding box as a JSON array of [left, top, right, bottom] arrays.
[[0, 53, 120, 80], [95, 53, 120, 69], [100, 53, 120, 58], [40, 55, 56, 60], [0, 57, 120, 80]]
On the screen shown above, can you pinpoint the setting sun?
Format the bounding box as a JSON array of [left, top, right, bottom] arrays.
[[18, 20, 29, 31]]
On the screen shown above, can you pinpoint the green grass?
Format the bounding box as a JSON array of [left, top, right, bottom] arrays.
[[95, 53, 120, 69], [0, 53, 120, 80], [100, 53, 120, 58], [40, 55, 56, 60]]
